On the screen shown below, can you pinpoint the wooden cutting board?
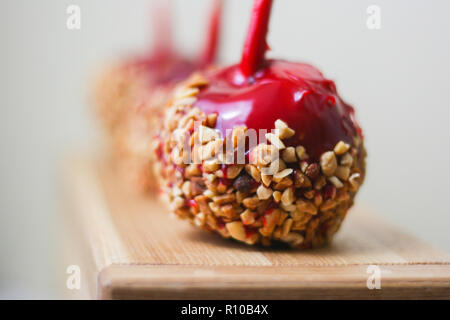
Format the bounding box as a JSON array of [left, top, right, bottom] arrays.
[[62, 156, 450, 300]]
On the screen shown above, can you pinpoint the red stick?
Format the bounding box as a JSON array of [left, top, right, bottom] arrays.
[[200, 0, 223, 65], [152, 0, 173, 57], [239, 0, 274, 77]]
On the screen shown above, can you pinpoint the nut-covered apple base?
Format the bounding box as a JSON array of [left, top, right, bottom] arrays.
[[155, 74, 366, 249]]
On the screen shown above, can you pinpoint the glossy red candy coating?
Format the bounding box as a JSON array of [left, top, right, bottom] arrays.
[[194, 59, 362, 160], [127, 54, 199, 88]]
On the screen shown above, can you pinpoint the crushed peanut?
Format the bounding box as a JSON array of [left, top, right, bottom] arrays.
[[203, 159, 220, 173], [243, 196, 259, 210], [320, 151, 338, 176], [261, 174, 272, 187], [274, 119, 295, 139], [257, 185, 273, 200], [240, 209, 256, 225], [266, 133, 286, 150], [232, 126, 247, 148], [281, 232, 304, 246], [281, 187, 295, 206], [198, 125, 218, 144], [174, 87, 199, 100], [349, 173, 361, 191], [328, 176, 344, 188], [186, 72, 209, 87], [320, 199, 338, 212], [245, 165, 262, 183], [281, 218, 294, 237], [296, 199, 318, 215], [340, 153, 353, 167], [226, 221, 246, 241], [181, 181, 191, 197], [335, 166, 350, 181], [282, 147, 297, 163], [295, 146, 309, 160], [272, 191, 282, 202], [213, 193, 236, 205], [206, 113, 218, 127], [334, 141, 350, 155], [226, 165, 244, 179], [272, 168, 292, 182]]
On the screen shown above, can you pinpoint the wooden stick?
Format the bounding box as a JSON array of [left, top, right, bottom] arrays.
[[152, 0, 173, 56], [200, 0, 223, 65], [239, 0, 274, 77]]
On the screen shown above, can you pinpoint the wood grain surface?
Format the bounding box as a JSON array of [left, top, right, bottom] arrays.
[[63, 156, 450, 299]]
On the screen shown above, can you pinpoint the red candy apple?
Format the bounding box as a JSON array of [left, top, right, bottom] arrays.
[[156, 0, 366, 248]]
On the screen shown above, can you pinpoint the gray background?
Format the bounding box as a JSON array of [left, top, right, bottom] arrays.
[[1, 0, 449, 298]]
